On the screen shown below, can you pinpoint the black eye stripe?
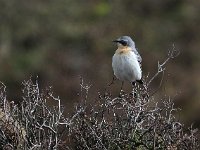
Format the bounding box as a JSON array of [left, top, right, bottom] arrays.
[[120, 40, 127, 46]]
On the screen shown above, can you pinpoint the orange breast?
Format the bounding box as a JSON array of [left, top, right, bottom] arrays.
[[115, 46, 132, 55]]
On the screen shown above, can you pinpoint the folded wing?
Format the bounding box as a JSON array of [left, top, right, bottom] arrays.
[[132, 48, 142, 64]]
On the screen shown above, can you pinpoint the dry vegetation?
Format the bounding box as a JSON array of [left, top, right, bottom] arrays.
[[0, 48, 199, 149]]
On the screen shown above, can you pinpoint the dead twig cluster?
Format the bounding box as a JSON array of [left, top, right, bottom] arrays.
[[0, 46, 199, 149]]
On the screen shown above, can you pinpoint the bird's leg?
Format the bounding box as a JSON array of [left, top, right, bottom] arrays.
[[132, 79, 143, 92], [120, 81, 124, 92], [104, 76, 116, 97], [119, 81, 125, 97], [107, 76, 116, 87], [131, 82, 137, 98]]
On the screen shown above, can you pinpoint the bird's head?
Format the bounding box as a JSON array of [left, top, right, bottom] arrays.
[[113, 36, 135, 48]]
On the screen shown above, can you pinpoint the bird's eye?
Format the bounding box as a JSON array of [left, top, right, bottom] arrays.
[[120, 40, 127, 46]]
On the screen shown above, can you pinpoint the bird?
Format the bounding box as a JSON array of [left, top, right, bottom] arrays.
[[112, 36, 143, 90]]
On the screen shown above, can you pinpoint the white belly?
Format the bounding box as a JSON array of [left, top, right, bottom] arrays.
[[112, 51, 142, 82]]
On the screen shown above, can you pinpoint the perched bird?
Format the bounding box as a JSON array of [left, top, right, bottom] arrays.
[[112, 36, 143, 89]]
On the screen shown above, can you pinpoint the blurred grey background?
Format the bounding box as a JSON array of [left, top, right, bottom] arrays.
[[0, 0, 199, 127]]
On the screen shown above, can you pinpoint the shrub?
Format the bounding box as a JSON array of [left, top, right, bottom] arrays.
[[0, 47, 199, 149]]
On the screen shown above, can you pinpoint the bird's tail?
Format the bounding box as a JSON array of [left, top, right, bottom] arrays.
[[136, 80, 143, 84]]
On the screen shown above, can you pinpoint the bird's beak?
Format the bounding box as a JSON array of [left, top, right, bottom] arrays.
[[112, 40, 120, 43]]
